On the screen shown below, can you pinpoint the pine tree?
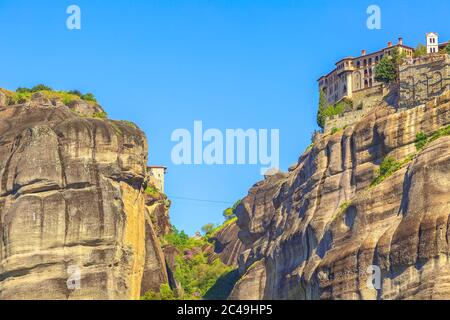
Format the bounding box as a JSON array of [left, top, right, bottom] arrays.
[[374, 48, 407, 85], [317, 88, 328, 129]]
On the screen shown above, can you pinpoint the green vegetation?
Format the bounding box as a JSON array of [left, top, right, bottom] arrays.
[[371, 155, 414, 187], [222, 199, 241, 221], [374, 48, 407, 84], [414, 44, 427, 58], [17, 84, 53, 93], [317, 88, 328, 129], [141, 284, 176, 300], [173, 251, 233, 299], [144, 222, 236, 300], [144, 185, 160, 198], [429, 125, 450, 142], [92, 111, 107, 119], [332, 201, 352, 221], [325, 99, 352, 117], [164, 225, 205, 250], [331, 127, 340, 135], [445, 43, 450, 55], [143, 197, 244, 300], [80, 93, 97, 102], [9, 92, 31, 104], [339, 201, 351, 212], [209, 216, 237, 238], [67, 90, 97, 102], [415, 131, 428, 151], [415, 125, 450, 151], [374, 56, 397, 84], [371, 125, 450, 187], [317, 95, 353, 130], [371, 157, 402, 186], [142, 249, 235, 300], [5, 85, 98, 106], [201, 223, 216, 236]]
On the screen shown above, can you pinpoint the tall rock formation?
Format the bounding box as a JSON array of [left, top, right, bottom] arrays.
[[211, 221, 246, 268], [230, 91, 450, 300], [0, 92, 169, 299], [140, 187, 171, 296]]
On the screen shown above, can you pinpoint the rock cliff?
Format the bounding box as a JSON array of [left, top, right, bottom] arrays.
[[141, 187, 171, 296], [211, 221, 246, 267], [230, 91, 450, 300], [0, 92, 169, 299]]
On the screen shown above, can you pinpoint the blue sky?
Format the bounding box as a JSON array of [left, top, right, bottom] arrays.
[[1, 0, 448, 234]]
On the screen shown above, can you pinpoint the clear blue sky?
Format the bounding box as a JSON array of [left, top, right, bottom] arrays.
[[1, 0, 448, 234]]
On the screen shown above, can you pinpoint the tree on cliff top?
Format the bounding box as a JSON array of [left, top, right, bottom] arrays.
[[223, 199, 241, 221], [414, 44, 427, 58], [374, 48, 407, 85], [374, 56, 397, 84], [201, 223, 216, 236], [446, 43, 450, 55], [317, 88, 328, 129]]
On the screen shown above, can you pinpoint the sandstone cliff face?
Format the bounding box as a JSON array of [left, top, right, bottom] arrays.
[[230, 92, 450, 300], [0, 95, 168, 300], [211, 221, 246, 267], [140, 189, 171, 296]]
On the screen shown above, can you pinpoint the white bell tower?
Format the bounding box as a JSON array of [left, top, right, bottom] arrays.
[[426, 32, 439, 54]]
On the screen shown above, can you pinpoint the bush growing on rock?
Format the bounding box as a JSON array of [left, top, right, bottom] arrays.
[[14, 86, 98, 104], [201, 223, 216, 236], [81, 92, 97, 102], [415, 131, 428, 150], [141, 284, 176, 300], [222, 199, 241, 221]]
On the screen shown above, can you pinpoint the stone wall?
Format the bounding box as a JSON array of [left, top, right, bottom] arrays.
[[352, 84, 387, 109], [399, 54, 450, 109], [324, 108, 367, 133], [323, 85, 387, 133]]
